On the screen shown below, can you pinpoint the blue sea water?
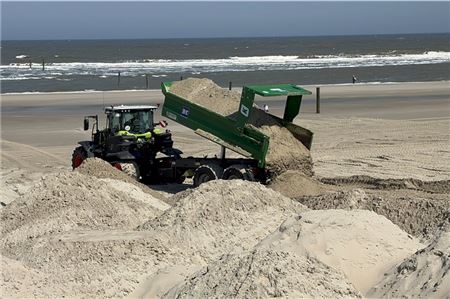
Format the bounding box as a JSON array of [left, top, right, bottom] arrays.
[[1, 34, 449, 93]]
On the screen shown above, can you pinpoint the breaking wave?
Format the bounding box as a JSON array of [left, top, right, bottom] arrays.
[[1, 51, 449, 81]]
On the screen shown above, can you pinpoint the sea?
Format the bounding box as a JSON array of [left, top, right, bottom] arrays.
[[1, 34, 449, 93]]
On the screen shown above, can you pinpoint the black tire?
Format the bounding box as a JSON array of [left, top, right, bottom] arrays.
[[120, 162, 141, 181], [222, 165, 255, 182], [72, 146, 87, 169], [193, 164, 223, 187]]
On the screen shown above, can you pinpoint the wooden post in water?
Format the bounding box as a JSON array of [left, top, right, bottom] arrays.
[[29, 60, 32, 69], [316, 87, 321, 114], [229, 81, 232, 91], [146, 74, 149, 89], [117, 72, 121, 87], [42, 59, 45, 71]]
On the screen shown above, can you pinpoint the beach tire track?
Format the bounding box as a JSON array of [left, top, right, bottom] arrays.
[[1, 139, 67, 169]]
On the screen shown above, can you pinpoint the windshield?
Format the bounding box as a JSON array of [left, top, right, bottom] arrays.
[[109, 110, 153, 134]]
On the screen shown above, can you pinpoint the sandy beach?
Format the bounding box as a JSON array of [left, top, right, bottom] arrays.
[[1, 80, 449, 298], [2, 81, 449, 178]]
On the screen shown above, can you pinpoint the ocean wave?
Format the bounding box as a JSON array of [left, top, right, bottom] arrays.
[[15, 54, 30, 59], [1, 51, 449, 81]]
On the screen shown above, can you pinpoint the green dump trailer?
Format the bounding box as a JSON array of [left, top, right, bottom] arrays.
[[160, 81, 313, 186]]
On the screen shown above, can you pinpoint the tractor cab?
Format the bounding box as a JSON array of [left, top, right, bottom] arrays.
[[100, 105, 174, 155], [105, 105, 159, 138]]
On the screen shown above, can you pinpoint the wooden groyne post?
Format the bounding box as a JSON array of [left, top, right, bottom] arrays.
[[146, 74, 149, 89], [117, 71, 121, 87], [229, 81, 232, 91], [316, 87, 321, 114]]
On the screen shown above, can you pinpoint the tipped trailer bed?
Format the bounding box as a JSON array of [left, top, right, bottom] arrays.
[[159, 81, 313, 186]]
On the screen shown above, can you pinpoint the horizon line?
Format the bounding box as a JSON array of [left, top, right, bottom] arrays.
[[2, 32, 449, 42]]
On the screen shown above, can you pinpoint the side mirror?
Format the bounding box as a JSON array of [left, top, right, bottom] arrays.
[[83, 118, 89, 131]]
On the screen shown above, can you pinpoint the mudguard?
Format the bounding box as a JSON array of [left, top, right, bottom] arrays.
[[78, 141, 95, 157]]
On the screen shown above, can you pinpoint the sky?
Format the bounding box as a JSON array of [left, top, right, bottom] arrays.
[[1, 1, 449, 40]]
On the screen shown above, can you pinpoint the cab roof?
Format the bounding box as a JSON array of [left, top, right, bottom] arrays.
[[105, 105, 158, 112]]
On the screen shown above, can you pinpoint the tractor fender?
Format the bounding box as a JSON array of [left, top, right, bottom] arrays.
[[77, 141, 95, 157]]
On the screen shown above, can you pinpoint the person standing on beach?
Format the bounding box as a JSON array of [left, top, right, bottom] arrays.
[[352, 75, 358, 84]]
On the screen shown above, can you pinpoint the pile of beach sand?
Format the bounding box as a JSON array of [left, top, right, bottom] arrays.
[[2, 158, 449, 298], [170, 78, 313, 176], [368, 219, 450, 298]]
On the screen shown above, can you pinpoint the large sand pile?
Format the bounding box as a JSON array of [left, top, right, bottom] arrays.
[[1, 167, 440, 298], [76, 157, 168, 202], [297, 186, 450, 239], [1, 229, 171, 297], [139, 179, 308, 262], [0, 255, 50, 298], [368, 220, 450, 298], [166, 249, 361, 298], [256, 210, 423, 294], [0, 170, 167, 264], [165, 209, 422, 297], [170, 78, 313, 176], [1, 178, 308, 298]]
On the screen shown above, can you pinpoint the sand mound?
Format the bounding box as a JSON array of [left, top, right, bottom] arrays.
[[1, 178, 307, 298], [368, 220, 450, 298], [140, 179, 308, 261], [166, 209, 421, 297], [6, 230, 171, 298], [1, 167, 44, 207], [76, 158, 168, 202], [298, 188, 450, 239], [268, 170, 327, 197], [102, 178, 171, 211], [166, 249, 361, 298], [0, 255, 50, 298], [258, 125, 313, 176], [248, 108, 313, 176], [170, 78, 241, 116], [256, 210, 423, 294], [170, 78, 313, 177], [0, 171, 165, 260]]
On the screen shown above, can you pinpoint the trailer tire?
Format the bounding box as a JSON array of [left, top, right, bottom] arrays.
[[193, 164, 223, 187], [222, 165, 255, 182]]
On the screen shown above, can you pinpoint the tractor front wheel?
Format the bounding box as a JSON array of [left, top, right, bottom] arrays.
[[120, 162, 141, 181], [72, 146, 87, 169]]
